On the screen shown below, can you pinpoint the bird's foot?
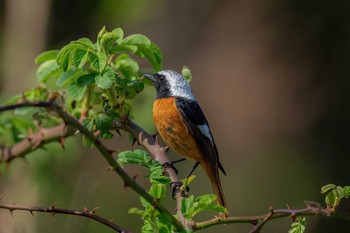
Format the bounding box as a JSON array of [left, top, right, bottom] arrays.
[[162, 158, 186, 174], [170, 182, 190, 199]]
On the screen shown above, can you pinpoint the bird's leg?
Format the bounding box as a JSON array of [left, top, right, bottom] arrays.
[[187, 161, 200, 178], [162, 158, 186, 174], [171, 161, 200, 199]]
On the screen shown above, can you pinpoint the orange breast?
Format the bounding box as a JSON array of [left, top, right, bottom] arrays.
[[153, 97, 202, 161]]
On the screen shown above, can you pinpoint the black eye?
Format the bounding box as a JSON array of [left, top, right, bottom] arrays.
[[158, 75, 165, 82]]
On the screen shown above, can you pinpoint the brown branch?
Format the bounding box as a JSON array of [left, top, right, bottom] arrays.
[[0, 124, 76, 162], [0, 202, 133, 233], [194, 202, 350, 232]]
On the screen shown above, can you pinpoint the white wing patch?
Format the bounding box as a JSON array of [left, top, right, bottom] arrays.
[[198, 124, 214, 145]]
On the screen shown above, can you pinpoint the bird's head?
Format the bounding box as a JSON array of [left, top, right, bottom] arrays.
[[144, 70, 195, 100]]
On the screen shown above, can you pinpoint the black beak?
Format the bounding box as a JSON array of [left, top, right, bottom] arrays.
[[143, 73, 156, 83]]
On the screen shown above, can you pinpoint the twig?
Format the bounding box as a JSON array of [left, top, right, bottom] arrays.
[[0, 202, 132, 233], [249, 207, 274, 233], [0, 101, 184, 231], [194, 202, 349, 232], [0, 124, 76, 162]]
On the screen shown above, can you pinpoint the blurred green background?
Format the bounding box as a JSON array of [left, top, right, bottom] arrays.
[[0, 0, 349, 232]]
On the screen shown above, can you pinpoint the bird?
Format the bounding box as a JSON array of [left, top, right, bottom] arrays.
[[144, 70, 228, 217]]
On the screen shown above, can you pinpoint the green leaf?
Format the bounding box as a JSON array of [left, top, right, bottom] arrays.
[[112, 28, 124, 43], [289, 217, 306, 233], [140, 196, 152, 208], [140, 43, 163, 71], [181, 175, 196, 190], [89, 52, 100, 71], [71, 38, 95, 50], [182, 66, 192, 83], [325, 190, 336, 207], [117, 149, 152, 167], [89, 51, 108, 72], [35, 50, 59, 64], [115, 54, 139, 78], [157, 211, 172, 225], [95, 66, 115, 89], [77, 74, 96, 86], [122, 34, 151, 48], [67, 82, 87, 101], [95, 113, 113, 132], [344, 186, 350, 198], [56, 70, 85, 87], [73, 49, 88, 68], [57, 43, 86, 71], [196, 194, 217, 204], [82, 118, 94, 131], [97, 51, 107, 72], [36, 60, 60, 83], [82, 135, 93, 148], [149, 184, 166, 201], [181, 195, 195, 218], [128, 207, 144, 216], [321, 184, 336, 194], [132, 80, 144, 93], [111, 44, 138, 54]]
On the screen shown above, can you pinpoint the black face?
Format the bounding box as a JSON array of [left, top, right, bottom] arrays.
[[145, 73, 171, 99]]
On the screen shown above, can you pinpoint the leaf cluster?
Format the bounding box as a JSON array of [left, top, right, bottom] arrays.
[[0, 27, 164, 146], [321, 184, 350, 209]]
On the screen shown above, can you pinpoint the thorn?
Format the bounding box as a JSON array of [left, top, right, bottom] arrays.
[[155, 135, 159, 144], [59, 137, 65, 150], [49, 202, 57, 211], [115, 129, 121, 136], [152, 132, 158, 139], [83, 207, 88, 212], [163, 146, 170, 152], [93, 131, 101, 137], [108, 149, 117, 155], [9, 209, 14, 218], [123, 173, 141, 191], [29, 210, 35, 216], [31, 139, 43, 150], [90, 207, 99, 214], [105, 166, 114, 172], [0, 194, 3, 200]]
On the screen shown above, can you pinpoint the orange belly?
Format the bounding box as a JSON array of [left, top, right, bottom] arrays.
[[153, 97, 202, 161]]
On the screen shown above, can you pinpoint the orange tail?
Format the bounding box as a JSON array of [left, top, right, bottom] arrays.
[[202, 161, 228, 218]]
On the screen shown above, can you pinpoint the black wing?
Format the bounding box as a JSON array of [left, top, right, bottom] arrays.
[[175, 97, 226, 175]]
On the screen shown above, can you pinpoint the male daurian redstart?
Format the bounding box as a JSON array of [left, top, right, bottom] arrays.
[[144, 70, 227, 216]]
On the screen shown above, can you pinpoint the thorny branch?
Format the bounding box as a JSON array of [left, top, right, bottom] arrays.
[[0, 201, 132, 233], [0, 101, 184, 231], [194, 201, 350, 232], [0, 124, 76, 162]]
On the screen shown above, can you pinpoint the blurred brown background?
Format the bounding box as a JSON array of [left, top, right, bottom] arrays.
[[0, 0, 349, 232]]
